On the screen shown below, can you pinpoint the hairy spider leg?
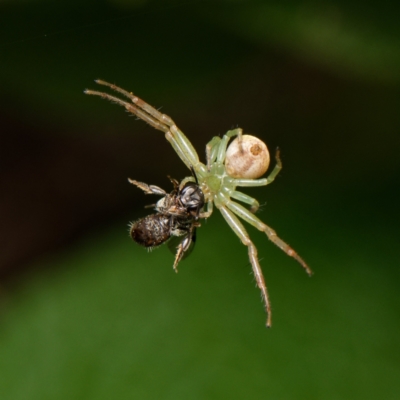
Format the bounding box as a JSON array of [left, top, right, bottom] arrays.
[[85, 80, 202, 171], [205, 136, 221, 170], [178, 176, 196, 188], [230, 191, 260, 213], [231, 148, 282, 188], [83, 89, 195, 169], [216, 128, 243, 164], [218, 206, 272, 327], [198, 200, 213, 219], [225, 200, 312, 276], [206, 128, 243, 170], [224, 147, 312, 274]]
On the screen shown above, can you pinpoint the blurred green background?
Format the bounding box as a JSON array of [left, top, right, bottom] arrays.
[[1, 0, 399, 399]]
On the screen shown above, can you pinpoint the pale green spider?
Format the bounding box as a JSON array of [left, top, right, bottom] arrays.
[[84, 80, 312, 327]]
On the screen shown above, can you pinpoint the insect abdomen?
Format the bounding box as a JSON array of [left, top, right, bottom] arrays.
[[130, 214, 170, 248]]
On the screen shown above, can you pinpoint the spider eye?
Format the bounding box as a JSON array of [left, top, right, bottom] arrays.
[[225, 134, 270, 179]]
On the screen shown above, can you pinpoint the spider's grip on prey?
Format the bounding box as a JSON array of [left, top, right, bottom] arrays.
[[85, 79, 313, 327]]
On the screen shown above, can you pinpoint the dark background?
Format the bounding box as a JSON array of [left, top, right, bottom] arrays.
[[1, 0, 399, 398]]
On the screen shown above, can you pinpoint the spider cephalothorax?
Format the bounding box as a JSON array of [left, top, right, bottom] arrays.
[[85, 80, 312, 327]]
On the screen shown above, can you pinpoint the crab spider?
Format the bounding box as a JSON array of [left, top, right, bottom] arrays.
[[84, 80, 312, 327]]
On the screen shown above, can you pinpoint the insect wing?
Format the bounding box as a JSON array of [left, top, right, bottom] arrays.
[[167, 228, 197, 260]]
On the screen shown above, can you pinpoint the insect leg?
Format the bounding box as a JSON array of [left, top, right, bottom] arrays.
[[172, 229, 195, 273], [128, 179, 167, 196]]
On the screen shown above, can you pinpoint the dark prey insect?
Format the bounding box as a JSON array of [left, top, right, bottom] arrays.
[[84, 79, 313, 327], [128, 177, 204, 272]]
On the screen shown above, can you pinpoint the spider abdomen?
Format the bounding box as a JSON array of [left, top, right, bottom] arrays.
[[130, 214, 171, 248], [225, 134, 270, 179]]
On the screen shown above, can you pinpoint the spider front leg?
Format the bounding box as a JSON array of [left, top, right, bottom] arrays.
[[226, 200, 313, 276], [218, 206, 272, 327], [85, 80, 204, 172], [206, 128, 243, 170], [205, 136, 221, 170]]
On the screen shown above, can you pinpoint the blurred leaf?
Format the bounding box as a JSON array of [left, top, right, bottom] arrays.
[[204, 1, 400, 83], [0, 208, 399, 399]]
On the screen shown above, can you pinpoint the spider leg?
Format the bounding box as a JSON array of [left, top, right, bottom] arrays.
[[199, 199, 214, 219], [230, 191, 260, 213], [85, 80, 203, 171], [206, 128, 243, 171], [233, 148, 282, 188], [216, 128, 242, 163], [128, 178, 167, 196], [226, 200, 313, 276], [206, 136, 221, 170], [218, 206, 272, 327], [84, 89, 169, 133], [88, 80, 182, 134], [178, 176, 196, 189], [165, 125, 202, 171]]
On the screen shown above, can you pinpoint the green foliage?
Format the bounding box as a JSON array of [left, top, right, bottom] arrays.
[[207, 1, 400, 83], [1, 209, 399, 399]]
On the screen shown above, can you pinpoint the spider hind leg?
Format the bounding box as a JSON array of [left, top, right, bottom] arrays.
[[226, 200, 312, 276], [218, 205, 272, 327]]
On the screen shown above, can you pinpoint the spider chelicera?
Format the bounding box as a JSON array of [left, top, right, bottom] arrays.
[[84, 80, 312, 327]]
